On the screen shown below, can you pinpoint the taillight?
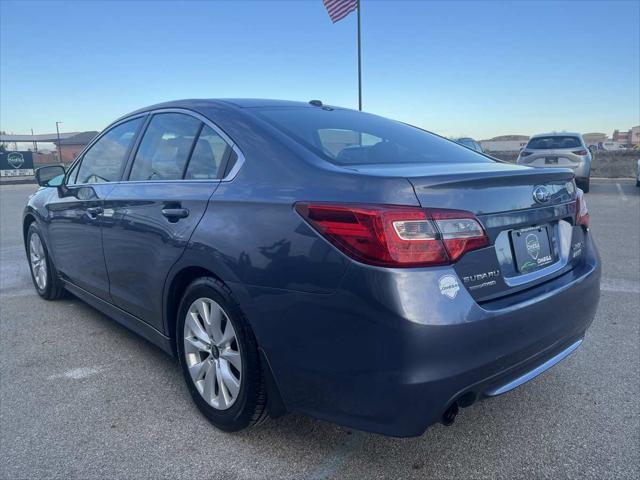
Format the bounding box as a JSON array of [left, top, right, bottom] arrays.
[[430, 210, 490, 261], [572, 149, 588, 156], [295, 203, 489, 267], [575, 189, 589, 227]]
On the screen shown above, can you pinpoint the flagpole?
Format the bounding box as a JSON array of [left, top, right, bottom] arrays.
[[357, 0, 362, 111]]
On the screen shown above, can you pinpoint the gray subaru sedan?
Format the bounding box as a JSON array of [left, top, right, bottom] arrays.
[[24, 99, 600, 437]]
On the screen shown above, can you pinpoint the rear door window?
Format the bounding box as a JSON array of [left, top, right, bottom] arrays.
[[75, 118, 143, 184], [129, 113, 201, 181], [184, 125, 231, 179], [527, 136, 582, 149]]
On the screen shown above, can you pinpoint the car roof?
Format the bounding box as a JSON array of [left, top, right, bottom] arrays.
[[124, 98, 328, 115], [529, 132, 582, 138], [115, 98, 341, 126]]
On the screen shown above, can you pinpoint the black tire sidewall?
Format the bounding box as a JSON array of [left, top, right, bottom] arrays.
[[176, 278, 262, 431]]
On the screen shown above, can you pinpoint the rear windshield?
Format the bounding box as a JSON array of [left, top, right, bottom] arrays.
[[255, 107, 492, 166], [526, 136, 582, 150]]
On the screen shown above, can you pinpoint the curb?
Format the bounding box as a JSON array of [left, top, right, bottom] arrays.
[[0, 179, 36, 185]]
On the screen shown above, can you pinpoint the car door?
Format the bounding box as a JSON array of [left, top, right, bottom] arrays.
[[101, 111, 233, 331], [46, 117, 144, 300]]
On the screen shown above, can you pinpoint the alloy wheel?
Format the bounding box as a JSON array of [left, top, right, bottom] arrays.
[[29, 233, 47, 290], [183, 297, 242, 410]]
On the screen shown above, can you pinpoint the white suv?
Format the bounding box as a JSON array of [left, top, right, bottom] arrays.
[[517, 132, 592, 192]]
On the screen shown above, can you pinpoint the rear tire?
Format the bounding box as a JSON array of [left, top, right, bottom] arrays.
[[26, 223, 65, 300], [176, 277, 267, 431], [578, 178, 590, 193]]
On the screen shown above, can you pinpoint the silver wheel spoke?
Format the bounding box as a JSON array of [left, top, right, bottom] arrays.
[[219, 349, 241, 371], [219, 359, 240, 399], [218, 320, 237, 348], [207, 305, 224, 343], [216, 362, 230, 408], [184, 336, 209, 353], [188, 358, 210, 382], [185, 312, 209, 345], [196, 299, 211, 326], [202, 361, 216, 402]]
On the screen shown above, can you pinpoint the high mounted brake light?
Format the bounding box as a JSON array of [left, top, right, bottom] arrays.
[[295, 203, 489, 267]]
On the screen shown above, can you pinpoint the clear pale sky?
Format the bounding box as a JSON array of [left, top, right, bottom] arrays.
[[1, 0, 639, 140]]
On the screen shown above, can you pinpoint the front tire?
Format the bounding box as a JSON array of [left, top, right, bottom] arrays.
[[176, 277, 267, 431], [26, 223, 65, 300]]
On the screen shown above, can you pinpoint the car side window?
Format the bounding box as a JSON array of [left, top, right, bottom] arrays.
[[129, 113, 201, 181], [184, 125, 231, 179], [75, 118, 143, 184]]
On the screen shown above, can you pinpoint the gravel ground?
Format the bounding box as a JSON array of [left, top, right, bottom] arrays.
[[1, 180, 638, 480]]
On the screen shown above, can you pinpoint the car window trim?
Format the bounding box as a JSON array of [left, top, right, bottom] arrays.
[[180, 122, 205, 179], [122, 114, 153, 181], [220, 149, 236, 178], [66, 108, 244, 186], [65, 113, 149, 187]]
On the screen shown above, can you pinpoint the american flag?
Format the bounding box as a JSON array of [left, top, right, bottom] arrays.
[[323, 0, 358, 23]]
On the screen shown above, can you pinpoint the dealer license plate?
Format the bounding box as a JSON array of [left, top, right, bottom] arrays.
[[511, 225, 554, 273]]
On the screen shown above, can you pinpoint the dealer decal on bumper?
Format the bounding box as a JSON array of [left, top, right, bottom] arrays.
[[439, 275, 460, 299]]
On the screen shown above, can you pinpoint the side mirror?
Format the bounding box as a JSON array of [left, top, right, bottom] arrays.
[[35, 165, 66, 187]]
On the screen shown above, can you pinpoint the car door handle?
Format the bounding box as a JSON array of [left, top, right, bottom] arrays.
[[161, 208, 189, 221], [86, 206, 103, 217]]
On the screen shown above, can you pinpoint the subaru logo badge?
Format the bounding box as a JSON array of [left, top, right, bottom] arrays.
[[533, 185, 551, 203]]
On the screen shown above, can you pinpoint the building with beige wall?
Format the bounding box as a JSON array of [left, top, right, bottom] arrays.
[[53, 131, 98, 164]]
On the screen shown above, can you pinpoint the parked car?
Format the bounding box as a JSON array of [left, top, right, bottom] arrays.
[[636, 158, 640, 187], [452, 137, 484, 153], [600, 141, 626, 151], [25, 100, 601, 437], [517, 132, 592, 192]]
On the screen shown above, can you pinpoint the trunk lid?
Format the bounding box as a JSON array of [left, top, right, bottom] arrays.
[[355, 161, 582, 302]]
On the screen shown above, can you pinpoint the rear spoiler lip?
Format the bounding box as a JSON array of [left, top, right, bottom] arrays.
[[408, 167, 574, 189]]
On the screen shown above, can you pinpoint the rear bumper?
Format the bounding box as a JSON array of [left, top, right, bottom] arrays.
[[236, 230, 601, 437], [485, 338, 582, 396], [517, 158, 591, 180]]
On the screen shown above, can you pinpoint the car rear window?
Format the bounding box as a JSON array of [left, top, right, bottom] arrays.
[[255, 107, 492, 166], [527, 136, 582, 150]]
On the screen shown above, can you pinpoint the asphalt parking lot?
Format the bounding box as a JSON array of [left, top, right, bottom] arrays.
[[1, 179, 638, 480]]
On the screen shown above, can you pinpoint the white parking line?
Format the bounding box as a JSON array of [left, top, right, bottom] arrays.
[[615, 183, 628, 202], [47, 366, 104, 380], [600, 277, 640, 294]]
